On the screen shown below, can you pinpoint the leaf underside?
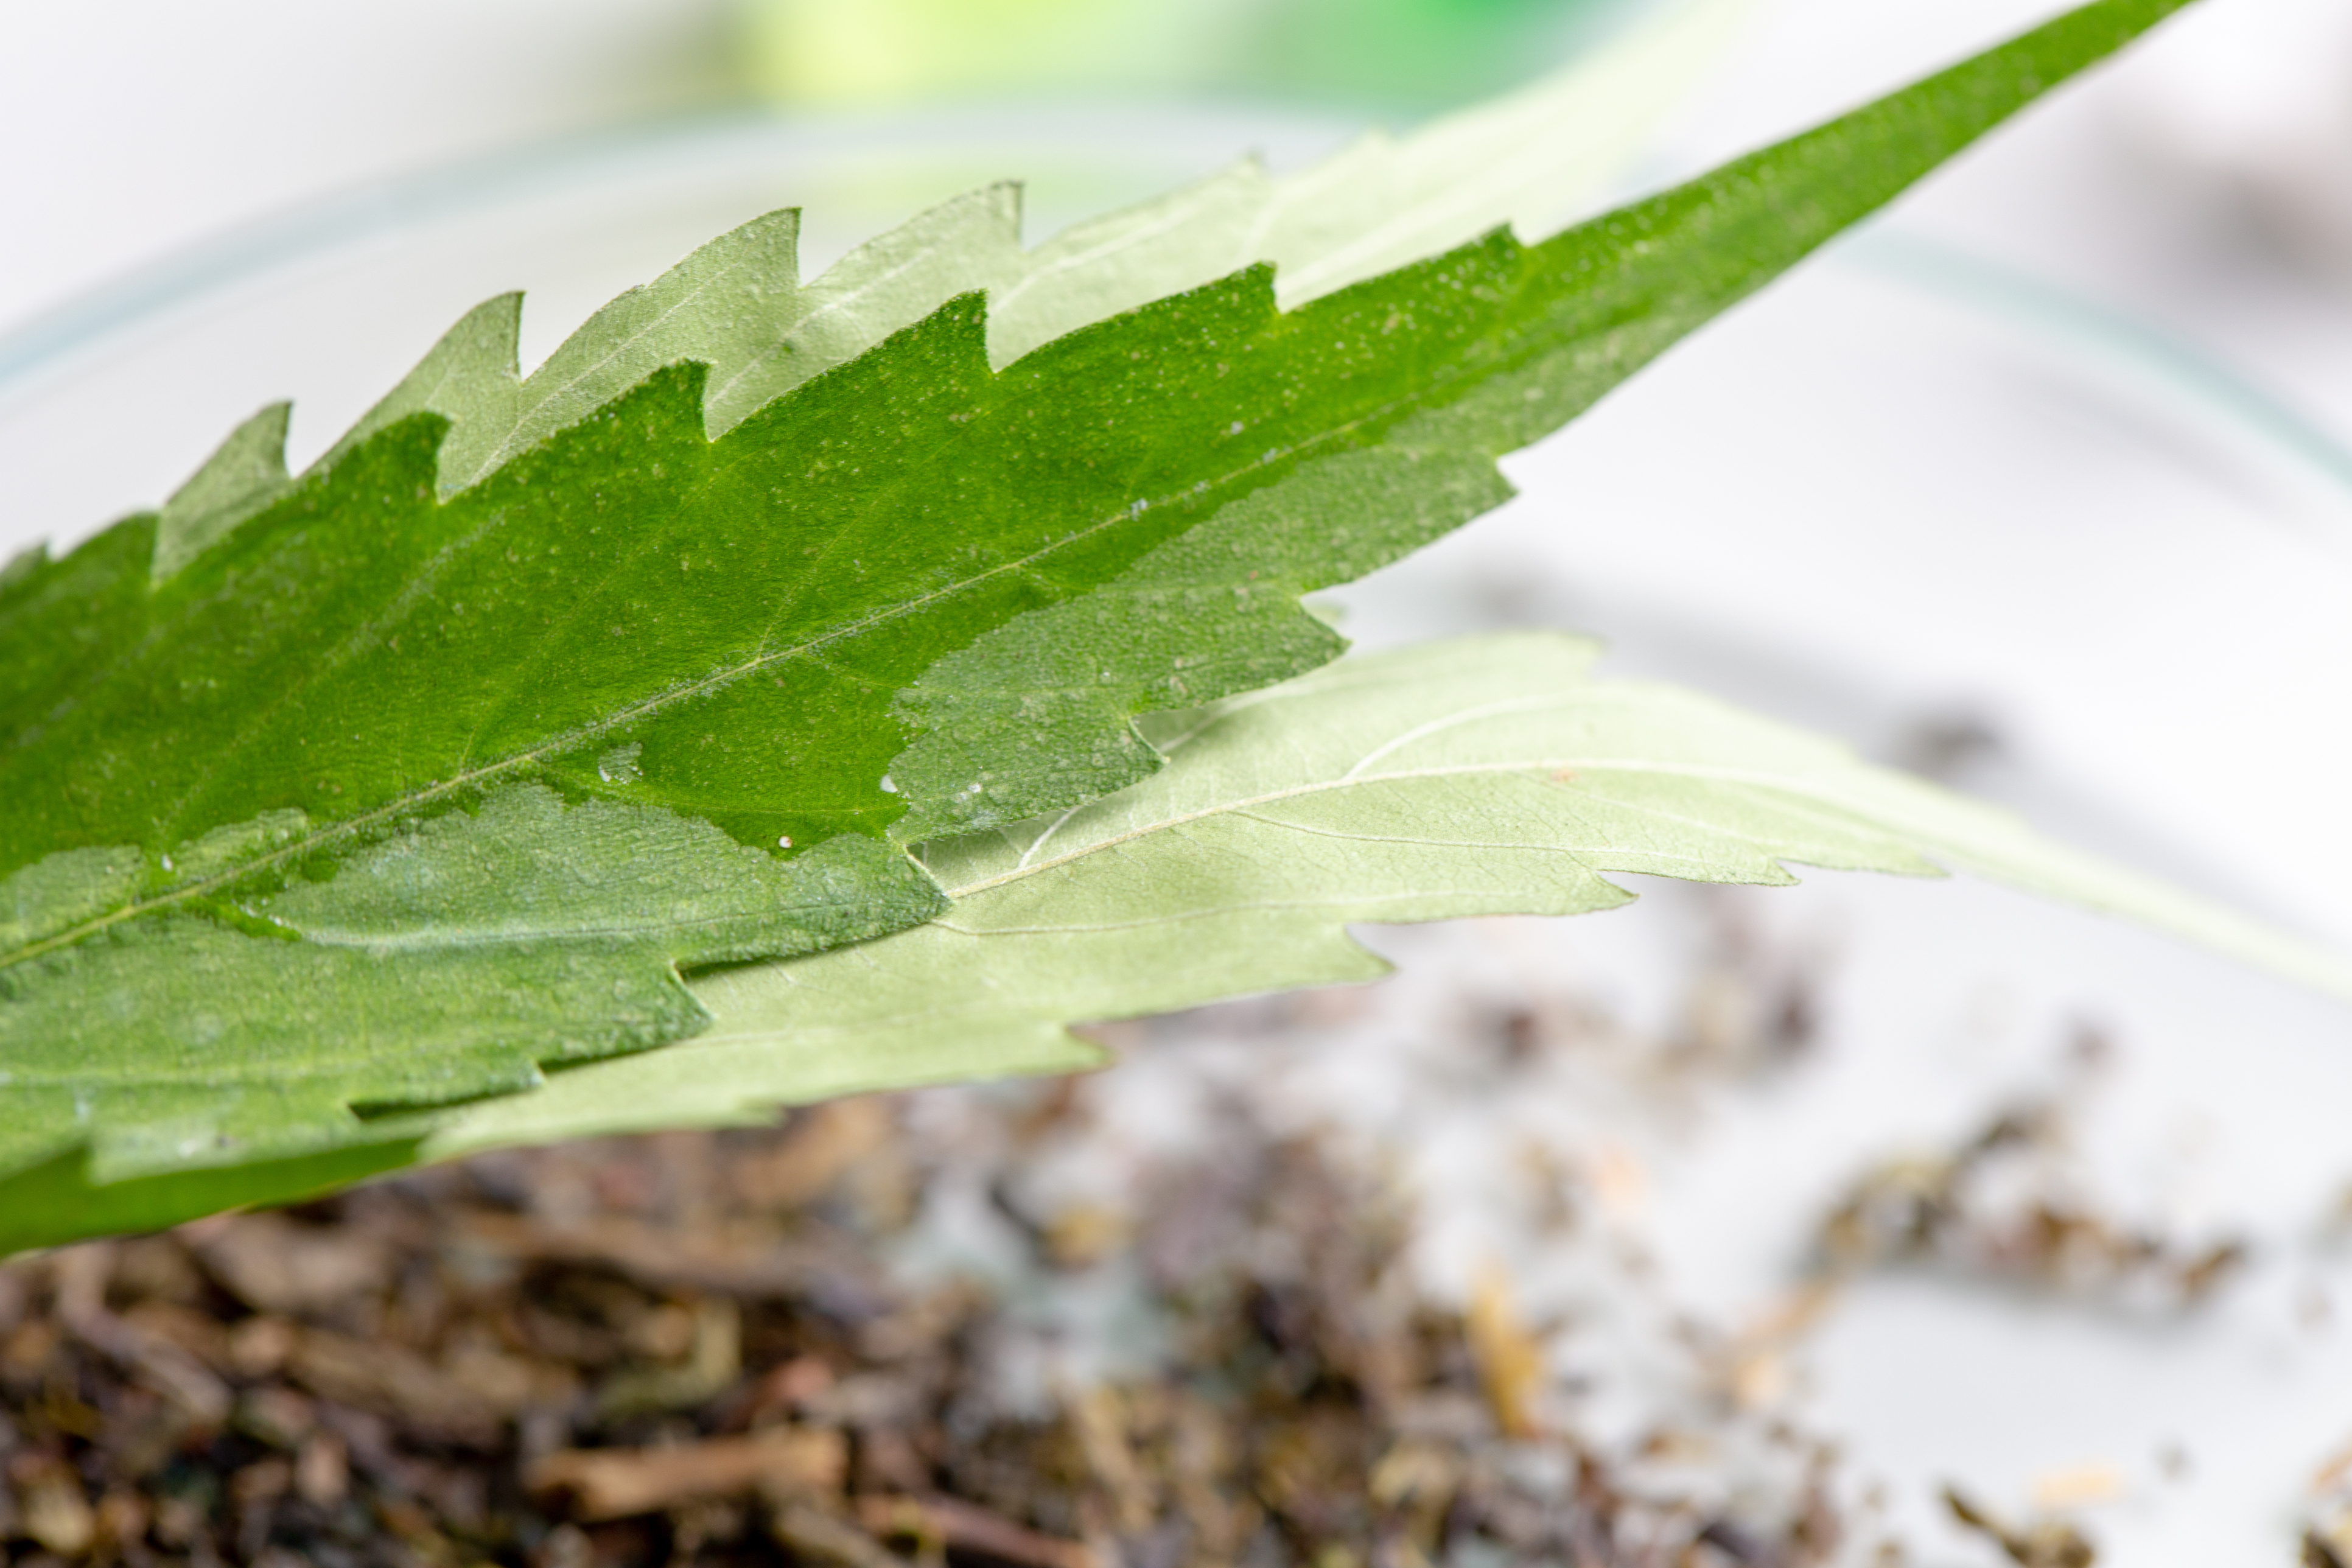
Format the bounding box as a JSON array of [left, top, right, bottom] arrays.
[[9, 628, 2337, 1253], [436, 629, 2352, 1157], [0, 0, 2200, 1235]]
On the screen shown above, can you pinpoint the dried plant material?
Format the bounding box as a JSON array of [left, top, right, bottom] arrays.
[[769, 1499, 900, 1567], [593, 1299, 742, 1419], [856, 1493, 1096, 1568], [1674, 897, 1825, 1077], [1466, 1262, 1545, 1438], [195, 1213, 396, 1317], [295, 1429, 349, 1510], [2301, 1436, 2352, 1565], [1815, 1068, 2247, 1310], [733, 1099, 897, 1211], [2322, 1182, 2352, 1245], [13, 1455, 96, 1555], [1734, 1283, 1841, 1352], [1042, 1205, 1129, 1270], [1068, 1385, 1153, 1534], [454, 1209, 827, 1298], [223, 1312, 295, 1377], [1944, 1484, 2098, 1567], [1696, 1281, 1838, 1414], [528, 1427, 846, 1520], [282, 1329, 508, 1445], [0, 908, 1918, 1567]]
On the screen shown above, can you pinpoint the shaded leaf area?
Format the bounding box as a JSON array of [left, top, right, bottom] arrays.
[[0, 0, 2193, 1209], [0, 788, 940, 1188], [0, 1045, 1867, 1567]]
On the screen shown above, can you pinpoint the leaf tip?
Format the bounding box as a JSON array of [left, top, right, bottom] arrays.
[[152, 399, 293, 582]]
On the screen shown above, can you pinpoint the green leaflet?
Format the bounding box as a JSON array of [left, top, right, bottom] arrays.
[[14, 626, 2332, 1251], [152, 402, 292, 581], [0, 0, 2195, 1211], [0, 786, 936, 1185]]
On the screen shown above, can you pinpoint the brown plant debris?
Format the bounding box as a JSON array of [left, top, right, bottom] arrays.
[[1941, 1484, 2097, 1568], [527, 1429, 847, 1522], [1813, 1038, 2247, 1310], [2298, 1433, 2352, 1567], [0, 1105, 1868, 1564], [0, 906, 1893, 1566]]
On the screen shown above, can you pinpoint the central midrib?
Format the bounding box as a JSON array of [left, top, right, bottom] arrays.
[[942, 751, 1846, 900]]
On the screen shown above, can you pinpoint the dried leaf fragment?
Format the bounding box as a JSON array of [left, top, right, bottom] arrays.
[[858, 1493, 1098, 1568], [527, 1426, 845, 1520], [1466, 1262, 1545, 1439], [1944, 1483, 2098, 1568]]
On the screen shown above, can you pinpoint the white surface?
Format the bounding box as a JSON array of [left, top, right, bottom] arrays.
[[0, 0, 741, 339], [1349, 876, 2352, 1563]]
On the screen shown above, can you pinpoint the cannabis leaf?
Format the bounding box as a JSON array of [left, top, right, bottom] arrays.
[[1, 0, 2195, 1218], [12, 630, 2336, 1254], [441, 629, 2352, 1152]]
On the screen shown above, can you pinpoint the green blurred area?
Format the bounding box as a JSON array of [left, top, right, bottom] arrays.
[[738, 0, 1626, 111]]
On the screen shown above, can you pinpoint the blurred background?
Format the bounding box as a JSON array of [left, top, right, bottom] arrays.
[[9, 1, 2352, 1560], [3, 0, 2348, 344], [0, 0, 1623, 342]]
